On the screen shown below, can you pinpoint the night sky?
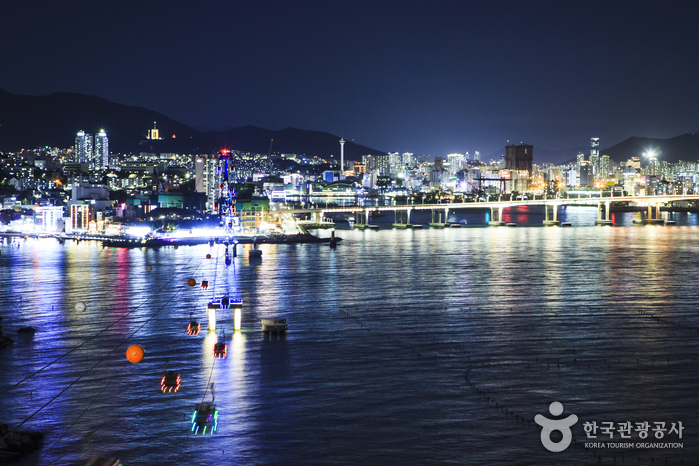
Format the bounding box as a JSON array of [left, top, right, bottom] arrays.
[[2, 1, 698, 158]]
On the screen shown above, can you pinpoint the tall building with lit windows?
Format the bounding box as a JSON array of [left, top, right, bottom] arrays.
[[75, 131, 93, 164], [590, 137, 600, 178], [600, 155, 610, 179], [195, 154, 222, 212], [94, 129, 109, 169]]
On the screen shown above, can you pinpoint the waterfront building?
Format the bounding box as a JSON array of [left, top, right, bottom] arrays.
[[69, 204, 91, 232], [40, 206, 64, 232]]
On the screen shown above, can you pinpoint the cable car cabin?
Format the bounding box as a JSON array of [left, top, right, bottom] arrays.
[[85, 459, 122, 466], [191, 403, 218, 435], [160, 371, 181, 393], [187, 321, 201, 335], [213, 342, 228, 358], [200, 280, 209, 290], [225, 254, 231, 265]]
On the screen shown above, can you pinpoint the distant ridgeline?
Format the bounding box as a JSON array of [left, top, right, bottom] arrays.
[[0, 89, 384, 160]]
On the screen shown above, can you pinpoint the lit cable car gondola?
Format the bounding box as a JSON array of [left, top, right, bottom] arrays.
[[213, 333, 227, 358], [213, 341, 227, 358], [187, 313, 201, 335], [191, 389, 218, 435], [160, 371, 181, 393]]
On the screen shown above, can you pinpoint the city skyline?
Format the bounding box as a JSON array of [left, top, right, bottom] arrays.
[[1, 1, 698, 157]]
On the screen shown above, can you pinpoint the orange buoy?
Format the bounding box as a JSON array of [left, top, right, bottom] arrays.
[[126, 344, 145, 363], [206, 254, 211, 259], [187, 278, 196, 287]]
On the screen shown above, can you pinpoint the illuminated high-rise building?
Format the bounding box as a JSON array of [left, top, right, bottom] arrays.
[[75, 131, 93, 164], [94, 129, 109, 169], [590, 137, 600, 178], [600, 155, 610, 179], [362, 154, 389, 175], [195, 154, 222, 212], [388, 152, 402, 175], [447, 154, 466, 174], [579, 160, 592, 186]]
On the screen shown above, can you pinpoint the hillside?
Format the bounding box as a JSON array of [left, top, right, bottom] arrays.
[[203, 126, 384, 161], [0, 89, 207, 153], [0, 89, 385, 159], [598, 134, 699, 164]]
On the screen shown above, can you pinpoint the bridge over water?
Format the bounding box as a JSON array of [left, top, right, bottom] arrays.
[[285, 194, 699, 228]]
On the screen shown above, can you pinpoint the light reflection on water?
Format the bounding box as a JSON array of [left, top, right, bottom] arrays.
[[1, 224, 699, 465]]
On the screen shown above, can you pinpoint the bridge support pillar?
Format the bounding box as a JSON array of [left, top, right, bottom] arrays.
[[429, 209, 447, 228], [641, 203, 664, 224], [207, 304, 217, 331], [354, 211, 367, 229], [595, 201, 613, 225], [543, 204, 560, 226], [393, 210, 411, 228], [489, 206, 505, 226]]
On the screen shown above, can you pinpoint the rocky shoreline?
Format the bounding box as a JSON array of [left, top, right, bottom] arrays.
[[0, 424, 43, 463]]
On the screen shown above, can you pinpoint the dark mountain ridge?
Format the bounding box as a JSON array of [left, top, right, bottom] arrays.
[[0, 89, 384, 159], [203, 126, 382, 161], [597, 134, 699, 164]]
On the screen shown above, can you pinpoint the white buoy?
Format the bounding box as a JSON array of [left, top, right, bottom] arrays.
[[75, 302, 86, 312]]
